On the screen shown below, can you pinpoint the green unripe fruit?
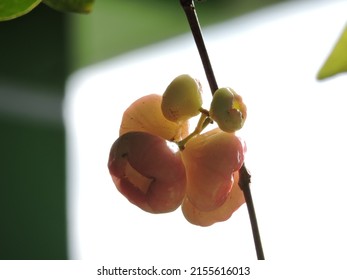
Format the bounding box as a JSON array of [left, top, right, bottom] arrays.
[[209, 87, 247, 133], [161, 74, 203, 123]]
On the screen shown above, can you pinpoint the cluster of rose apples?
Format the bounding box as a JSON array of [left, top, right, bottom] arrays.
[[108, 75, 247, 226]]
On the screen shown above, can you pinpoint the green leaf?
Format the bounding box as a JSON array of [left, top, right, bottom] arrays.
[[317, 24, 347, 80], [0, 0, 41, 21], [43, 0, 94, 14]]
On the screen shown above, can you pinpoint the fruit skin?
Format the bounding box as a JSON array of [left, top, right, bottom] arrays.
[[108, 131, 186, 213], [209, 87, 247, 133], [181, 128, 245, 212], [182, 171, 245, 226], [109, 77, 248, 226], [120, 94, 189, 141], [161, 74, 203, 123]]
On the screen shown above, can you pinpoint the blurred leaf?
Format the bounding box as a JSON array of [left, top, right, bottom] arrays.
[[317, 25, 347, 80], [43, 0, 94, 14], [0, 0, 41, 21]]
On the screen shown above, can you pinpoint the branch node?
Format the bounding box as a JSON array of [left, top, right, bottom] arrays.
[[238, 164, 251, 191]]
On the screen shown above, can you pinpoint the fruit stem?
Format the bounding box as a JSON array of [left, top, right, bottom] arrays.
[[177, 111, 210, 150], [180, 0, 265, 260], [180, 0, 218, 94]]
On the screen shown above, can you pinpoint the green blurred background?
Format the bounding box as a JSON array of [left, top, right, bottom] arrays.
[[0, 0, 285, 260]]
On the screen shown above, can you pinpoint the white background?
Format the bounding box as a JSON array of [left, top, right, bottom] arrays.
[[59, 0, 347, 277]]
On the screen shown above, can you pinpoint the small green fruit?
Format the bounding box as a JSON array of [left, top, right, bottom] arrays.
[[209, 87, 247, 133], [161, 74, 203, 122]]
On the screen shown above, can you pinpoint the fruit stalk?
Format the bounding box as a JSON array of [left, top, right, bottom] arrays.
[[180, 0, 265, 260]]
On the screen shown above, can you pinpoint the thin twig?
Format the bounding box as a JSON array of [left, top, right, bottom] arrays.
[[180, 0, 218, 94], [180, 0, 265, 260], [239, 164, 265, 260]]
